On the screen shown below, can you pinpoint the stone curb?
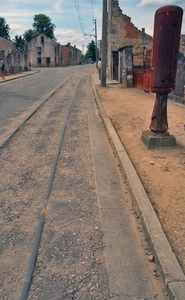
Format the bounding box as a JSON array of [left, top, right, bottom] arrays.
[[91, 79, 185, 300], [0, 70, 39, 83]]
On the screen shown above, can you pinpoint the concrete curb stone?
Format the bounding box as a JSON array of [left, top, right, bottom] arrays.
[[91, 73, 185, 300]]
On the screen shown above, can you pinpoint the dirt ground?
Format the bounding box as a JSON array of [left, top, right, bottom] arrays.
[[95, 82, 185, 274]]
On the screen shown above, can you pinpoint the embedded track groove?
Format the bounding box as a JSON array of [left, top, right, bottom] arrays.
[[1, 71, 108, 300]]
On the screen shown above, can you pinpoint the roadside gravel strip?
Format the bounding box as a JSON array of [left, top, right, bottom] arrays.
[[91, 74, 185, 300]]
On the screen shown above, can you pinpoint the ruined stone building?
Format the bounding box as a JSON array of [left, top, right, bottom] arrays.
[[107, 0, 153, 79], [0, 36, 23, 74], [61, 43, 82, 66], [26, 34, 61, 67], [107, 0, 185, 101]]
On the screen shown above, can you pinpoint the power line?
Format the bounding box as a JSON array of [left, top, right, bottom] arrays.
[[91, 0, 94, 21], [73, 0, 87, 41]]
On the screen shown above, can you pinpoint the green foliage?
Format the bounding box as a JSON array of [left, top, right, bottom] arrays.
[[0, 17, 10, 39], [32, 14, 56, 40], [1, 14, 56, 43], [13, 35, 25, 52], [23, 29, 37, 42], [85, 40, 98, 62]]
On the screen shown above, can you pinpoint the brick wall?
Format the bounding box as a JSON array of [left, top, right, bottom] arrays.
[[61, 43, 82, 66], [61, 45, 71, 66], [133, 49, 152, 70]]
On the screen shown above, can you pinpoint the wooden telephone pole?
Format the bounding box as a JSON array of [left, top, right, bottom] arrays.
[[101, 0, 107, 87]]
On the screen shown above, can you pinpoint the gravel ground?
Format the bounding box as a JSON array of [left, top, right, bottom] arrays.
[[0, 73, 109, 300], [27, 76, 110, 300], [95, 78, 185, 276], [0, 68, 171, 300]]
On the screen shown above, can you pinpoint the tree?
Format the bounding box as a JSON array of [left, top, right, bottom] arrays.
[[32, 14, 56, 40], [0, 17, 10, 39], [13, 35, 25, 52], [23, 29, 37, 42], [85, 40, 97, 62]]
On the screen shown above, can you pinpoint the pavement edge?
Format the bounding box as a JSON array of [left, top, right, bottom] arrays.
[[0, 70, 40, 83], [91, 77, 185, 300]]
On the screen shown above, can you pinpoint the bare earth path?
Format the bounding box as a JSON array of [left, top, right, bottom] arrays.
[[95, 81, 185, 274]]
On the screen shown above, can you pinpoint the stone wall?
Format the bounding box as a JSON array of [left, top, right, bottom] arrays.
[[118, 46, 133, 87], [107, 0, 153, 78], [0, 37, 25, 74], [27, 34, 61, 67], [169, 52, 185, 104], [180, 35, 185, 55], [107, 1, 185, 80]]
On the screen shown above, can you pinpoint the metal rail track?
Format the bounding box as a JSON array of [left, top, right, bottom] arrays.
[[18, 75, 84, 300], [0, 71, 88, 299], [0, 70, 80, 149]]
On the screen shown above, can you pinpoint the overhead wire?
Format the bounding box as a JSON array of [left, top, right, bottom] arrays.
[[91, 0, 94, 21], [73, 0, 88, 41]]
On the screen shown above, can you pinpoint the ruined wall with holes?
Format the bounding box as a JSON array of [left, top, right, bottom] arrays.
[[0, 36, 25, 74], [107, 1, 185, 79], [27, 34, 61, 67], [107, 0, 153, 78]]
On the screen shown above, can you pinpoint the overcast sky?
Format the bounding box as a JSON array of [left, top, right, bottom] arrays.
[[1, 0, 184, 52]]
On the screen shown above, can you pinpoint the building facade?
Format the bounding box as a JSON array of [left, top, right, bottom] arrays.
[[107, 0, 153, 79], [60, 43, 82, 66], [0, 37, 24, 74], [27, 34, 61, 67]]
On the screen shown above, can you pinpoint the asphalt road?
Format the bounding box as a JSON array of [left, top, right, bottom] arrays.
[[0, 66, 90, 132], [0, 66, 169, 299]]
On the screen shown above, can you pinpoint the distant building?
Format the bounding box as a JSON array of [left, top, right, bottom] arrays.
[[26, 33, 61, 67], [60, 44, 71, 66], [60, 43, 82, 66]]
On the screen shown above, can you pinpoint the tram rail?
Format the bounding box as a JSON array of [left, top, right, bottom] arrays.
[[0, 71, 91, 300]]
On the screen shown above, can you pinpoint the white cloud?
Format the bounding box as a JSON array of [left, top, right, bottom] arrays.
[[8, 0, 50, 3], [54, 28, 88, 50], [54, 0, 65, 12], [10, 25, 27, 39]]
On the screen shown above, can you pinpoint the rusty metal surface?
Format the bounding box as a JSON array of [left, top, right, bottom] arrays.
[[151, 5, 183, 93], [133, 71, 151, 92], [142, 71, 151, 92], [133, 72, 142, 89], [150, 93, 168, 132]]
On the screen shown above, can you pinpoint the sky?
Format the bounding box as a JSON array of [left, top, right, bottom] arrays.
[[1, 0, 185, 53]]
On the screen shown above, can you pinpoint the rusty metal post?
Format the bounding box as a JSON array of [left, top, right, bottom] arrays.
[[150, 93, 168, 132], [150, 5, 183, 133]]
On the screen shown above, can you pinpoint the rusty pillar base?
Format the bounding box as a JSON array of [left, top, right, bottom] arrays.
[[150, 93, 168, 132], [141, 130, 176, 149]]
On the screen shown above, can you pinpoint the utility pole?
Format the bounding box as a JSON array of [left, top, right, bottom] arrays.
[[93, 19, 98, 67], [101, 0, 107, 87]]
